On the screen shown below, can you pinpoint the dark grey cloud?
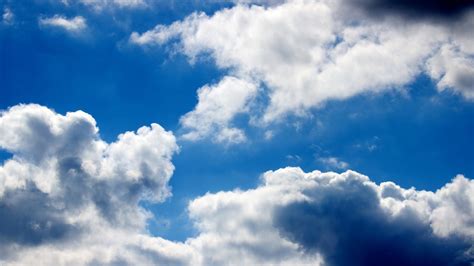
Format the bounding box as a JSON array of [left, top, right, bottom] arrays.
[[274, 177, 473, 266], [0, 185, 77, 246], [350, 0, 474, 20]]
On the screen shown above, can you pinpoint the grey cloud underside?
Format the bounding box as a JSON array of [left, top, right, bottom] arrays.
[[0, 104, 473, 265], [0, 186, 77, 246], [275, 180, 472, 266], [185, 169, 474, 265]]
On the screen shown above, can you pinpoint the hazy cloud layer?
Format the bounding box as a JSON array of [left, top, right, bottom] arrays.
[[131, 0, 474, 142]]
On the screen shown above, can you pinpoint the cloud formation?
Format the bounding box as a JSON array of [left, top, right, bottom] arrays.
[[274, 172, 472, 266], [0, 104, 472, 265], [39, 15, 87, 32], [0, 104, 187, 265], [185, 168, 474, 266], [76, 0, 146, 10], [0, 105, 474, 265], [131, 0, 474, 142]]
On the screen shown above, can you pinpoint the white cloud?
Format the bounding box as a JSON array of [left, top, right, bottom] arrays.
[[183, 167, 474, 265], [39, 15, 87, 32], [0, 111, 472, 266], [75, 0, 146, 10], [180, 76, 258, 144], [131, 0, 474, 142], [427, 43, 474, 99], [0, 104, 186, 265]]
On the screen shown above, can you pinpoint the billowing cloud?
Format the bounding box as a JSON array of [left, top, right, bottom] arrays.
[[39, 15, 87, 32], [131, 0, 474, 142], [185, 167, 473, 266], [0, 104, 188, 265], [1, 104, 472, 265], [76, 0, 146, 10], [274, 172, 473, 266]]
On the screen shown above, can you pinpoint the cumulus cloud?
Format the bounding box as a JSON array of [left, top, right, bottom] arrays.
[[131, 0, 474, 142], [180, 76, 258, 144], [427, 43, 474, 99], [0, 104, 187, 265], [39, 15, 87, 32], [274, 173, 472, 266], [0, 111, 472, 266], [186, 167, 474, 266]]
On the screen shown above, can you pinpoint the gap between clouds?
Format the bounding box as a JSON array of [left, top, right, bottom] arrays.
[[0, 104, 472, 265], [131, 0, 474, 144]]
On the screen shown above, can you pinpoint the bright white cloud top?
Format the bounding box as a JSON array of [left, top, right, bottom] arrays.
[[131, 0, 474, 142], [0, 104, 472, 265]]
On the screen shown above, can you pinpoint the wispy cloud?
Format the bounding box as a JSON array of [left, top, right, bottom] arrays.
[[39, 15, 86, 32], [2, 7, 14, 25], [318, 156, 349, 170], [65, 0, 147, 11]]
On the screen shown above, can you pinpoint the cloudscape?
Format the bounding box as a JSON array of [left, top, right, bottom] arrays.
[[1, 0, 473, 265]]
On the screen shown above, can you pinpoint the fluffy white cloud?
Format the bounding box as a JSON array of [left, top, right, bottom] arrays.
[[1, 104, 472, 265], [39, 15, 87, 32], [1, 108, 472, 266], [131, 0, 474, 142], [0, 104, 186, 265], [180, 76, 258, 144], [184, 167, 474, 266], [122, 167, 474, 266]]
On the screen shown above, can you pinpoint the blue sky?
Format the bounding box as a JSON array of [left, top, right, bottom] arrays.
[[1, 0, 473, 265]]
